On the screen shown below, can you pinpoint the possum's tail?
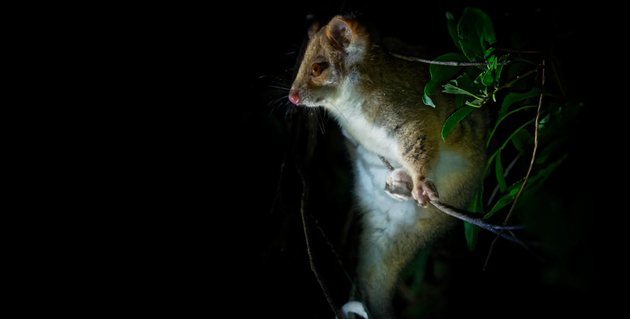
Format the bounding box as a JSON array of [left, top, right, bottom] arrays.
[[335, 301, 368, 319]]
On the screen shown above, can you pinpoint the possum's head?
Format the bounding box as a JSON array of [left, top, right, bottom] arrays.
[[289, 16, 370, 107]]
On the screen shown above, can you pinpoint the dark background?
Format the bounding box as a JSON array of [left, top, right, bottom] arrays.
[[131, 1, 605, 318]]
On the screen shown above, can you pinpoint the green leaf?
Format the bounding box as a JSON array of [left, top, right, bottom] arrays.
[[486, 105, 537, 147], [495, 151, 506, 193], [500, 88, 541, 117], [483, 182, 521, 219], [443, 82, 467, 95], [469, 187, 484, 214], [456, 71, 476, 91], [448, 71, 485, 107], [458, 8, 496, 68], [441, 106, 475, 141], [535, 139, 564, 165], [465, 65, 482, 80], [511, 128, 531, 155], [422, 94, 436, 107], [426, 53, 468, 95], [464, 222, 480, 252], [464, 190, 484, 252], [465, 100, 483, 108], [423, 53, 468, 107], [473, 71, 483, 84], [443, 80, 482, 99], [528, 154, 567, 187], [481, 71, 494, 86], [484, 155, 567, 219], [506, 177, 526, 193], [455, 94, 465, 108], [484, 177, 531, 220], [485, 118, 536, 178], [495, 54, 509, 85], [485, 47, 496, 58], [446, 12, 461, 51], [539, 113, 552, 131]]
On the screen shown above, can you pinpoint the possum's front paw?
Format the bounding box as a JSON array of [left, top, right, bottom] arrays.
[[385, 168, 413, 201], [412, 177, 439, 207]]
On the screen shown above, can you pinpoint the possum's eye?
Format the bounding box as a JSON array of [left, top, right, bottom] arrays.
[[310, 62, 327, 77]]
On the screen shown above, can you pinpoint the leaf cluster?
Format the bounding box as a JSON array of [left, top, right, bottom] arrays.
[[422, 8, 582, 251]]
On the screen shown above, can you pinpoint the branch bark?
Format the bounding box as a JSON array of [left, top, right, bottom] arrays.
[[429, 201, 522, 245], [503, 59, 545, 225], [389, 52, 511, 66]]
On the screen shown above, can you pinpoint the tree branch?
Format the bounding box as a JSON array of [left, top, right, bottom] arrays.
[[492, 47, 542, 54], [429, 201, 523, 231], [496, 65, 540, 91], [503, 59, 545, 225], [429, 201, 522, 245], [376, 155, 523, 244], [389, 52, 511, 66]]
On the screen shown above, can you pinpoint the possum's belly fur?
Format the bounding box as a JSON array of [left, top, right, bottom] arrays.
[[349, 140, 469, 241]]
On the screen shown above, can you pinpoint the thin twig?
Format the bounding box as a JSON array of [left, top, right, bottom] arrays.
[[430, 201, 522, 231], [496, 66, 540, 91], [503, 59, 545, 225], [269, 151, 287, 214], [484, 228, 546, 270], [389, 52, 511, 66], [550, 58, 568, 100], [492, 47, 542, 54], [483, 231, 502, 271], [508, 230, 546, 263], [296, 159, 346, 319], [487, 153, 521, 207], [429, 201, 522, 245]]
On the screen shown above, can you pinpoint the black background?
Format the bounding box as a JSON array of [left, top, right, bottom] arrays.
[[125, 1, 605, 318]]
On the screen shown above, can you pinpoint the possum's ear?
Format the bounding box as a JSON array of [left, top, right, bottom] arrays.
[[307, 21, 320, 39], [325, 16, 367, 50]]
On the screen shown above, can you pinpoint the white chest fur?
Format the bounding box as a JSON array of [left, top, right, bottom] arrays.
[[345, 134, 469, 243], [346, 138, 424, 240], [323, 74, 401, 162], [342, 113, 400, 160]]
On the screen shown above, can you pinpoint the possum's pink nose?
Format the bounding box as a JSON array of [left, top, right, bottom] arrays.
[[289, 90, 300, 105]]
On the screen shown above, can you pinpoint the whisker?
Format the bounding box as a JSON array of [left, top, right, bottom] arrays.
[[268, 95, 289, 108], [323, 99, 348, 123], [269, 95, 290, 115], [322, 108, 332, 126], [315, 108, 326, 134], [260, 75, 288, 81], [267, 85, 291, 91], [283, 69, 294, 77], [260, 75, 291, 88], [267, 80, 291, 88]]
